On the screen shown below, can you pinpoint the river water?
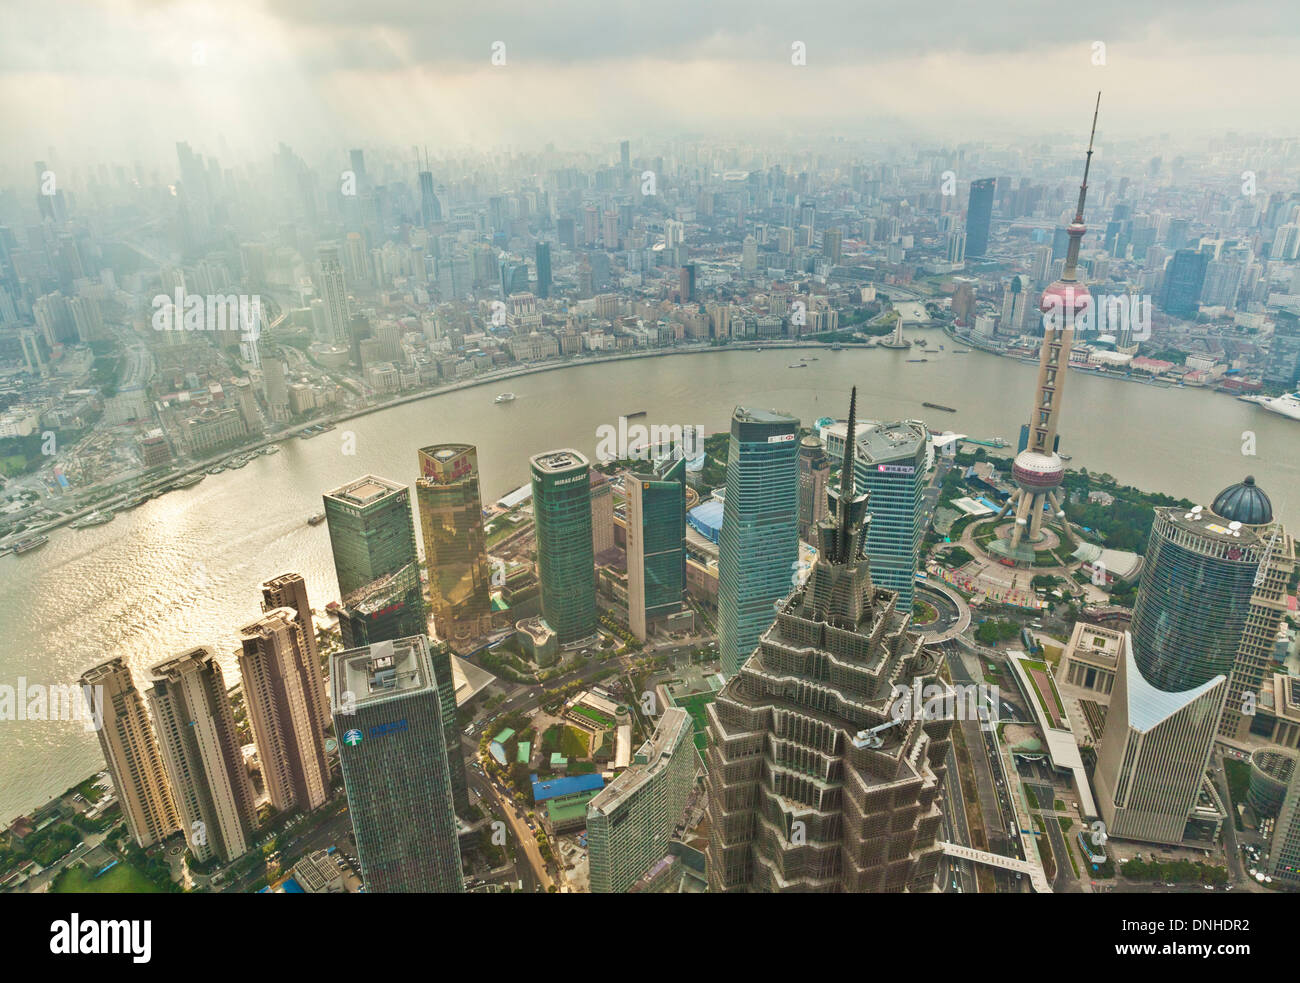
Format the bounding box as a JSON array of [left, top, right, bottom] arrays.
[[2, 343, 1296, 820]]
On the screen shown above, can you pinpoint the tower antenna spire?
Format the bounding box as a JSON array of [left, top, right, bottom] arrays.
[[1075, 91, 1101, 224], [837, 387, 857, 562]]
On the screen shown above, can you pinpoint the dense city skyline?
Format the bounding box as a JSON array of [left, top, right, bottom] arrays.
[[2, 8, 1299, 959]]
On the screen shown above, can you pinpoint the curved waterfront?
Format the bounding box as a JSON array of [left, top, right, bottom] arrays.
[[1, 342, 1297, 820]]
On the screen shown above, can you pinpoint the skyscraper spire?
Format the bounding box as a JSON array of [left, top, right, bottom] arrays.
[[837, 386, 857, 563], [1061, 91, 1100, 284]]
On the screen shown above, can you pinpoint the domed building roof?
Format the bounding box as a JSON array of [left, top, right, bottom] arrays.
[[1211, 475, 1273, 525]]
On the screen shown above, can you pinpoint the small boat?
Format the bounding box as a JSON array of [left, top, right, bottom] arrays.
[[70, 510, 115, 529], [207, 465, 226, 475], [226, 456, 250, 469], [307, 512, 326, 526], [622, 409, 647, 418], [495, 393, 517, 404], [1059, 454, 1073, 461], [261, 445, 281, 455], [907, 358, 929, 363], [923, 402, 957, 413], [171, 473, 204, 489], [953, 349, 971, 354], [788, 363, 806, 368], [12, 535, 49, 554]]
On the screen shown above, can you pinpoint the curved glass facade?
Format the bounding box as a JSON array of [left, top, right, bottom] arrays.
[[1130, 510, 1261, 693]]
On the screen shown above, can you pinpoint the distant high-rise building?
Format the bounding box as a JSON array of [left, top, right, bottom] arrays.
[[147, 648, 257, 863], [853, 420, 927, 610], [706, 389, 953, 891], [619, 140, 631, 170], [797, 435, 829, 543], [1030, 244, 1053, 285], [416, 444, 493, 649], [535, 242, 552, 299], [315, 245, 350, 344], [238, 608, 332, 814], [625, 457, 688, 641], [331, 636, 464, 893], [81, 658, 180, 849], [965, 178, 996, 257], [741, 236, 758, 273], [419, 171, 441, 226], [679, 264, 696, 304], [530, 450, 598, 648], [717, 407, 800, 678], [823, 227, 843, 265], [1200, 259, 1243, 309], [587, 707, 695, 893], [1160, 248, 1210, 318], [1264, 309, 1300, 388]]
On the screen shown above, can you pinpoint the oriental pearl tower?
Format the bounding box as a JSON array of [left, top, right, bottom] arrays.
[[993, 94, 1099, 562]]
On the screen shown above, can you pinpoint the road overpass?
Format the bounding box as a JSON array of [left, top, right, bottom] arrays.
[[937, 841, 1052, 893]]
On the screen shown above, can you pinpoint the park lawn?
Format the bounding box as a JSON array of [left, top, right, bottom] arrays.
[[570, 704, 614, 728], [53, 860, 162, 894], [559, 726, 589, 758]]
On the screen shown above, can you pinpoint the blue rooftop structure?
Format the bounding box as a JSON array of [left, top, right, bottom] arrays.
[[530, 772, 605, 802], [281, 878, 305, 893], [687, 500, 724, 543]]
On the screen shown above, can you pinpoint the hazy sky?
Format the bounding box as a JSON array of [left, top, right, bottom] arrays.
[[5, 0, 1299, 167]]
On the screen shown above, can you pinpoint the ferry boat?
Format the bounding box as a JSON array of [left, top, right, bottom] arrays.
[[226, 456, 250, 469], [1239, 392, 1300, 421], [171, 473, 205, 489], [207, 464, 226, 475], [788, 363, 807, 368], [261, 445, 281, 455], [70, 510, 115, 529], [495, 393, 517, 404], [953, 349, 971, 354], [12, 535, 49, 554], [906, 358, 929, 363], [307, 512, 327, 526]]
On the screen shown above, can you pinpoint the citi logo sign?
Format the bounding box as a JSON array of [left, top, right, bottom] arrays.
[[49, 914, 151, 963]]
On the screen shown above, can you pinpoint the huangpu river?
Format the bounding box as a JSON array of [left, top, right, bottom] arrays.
[[2, 342, 1297, 820]]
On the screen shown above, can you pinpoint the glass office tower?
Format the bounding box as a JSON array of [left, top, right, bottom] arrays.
[[530, 449, 598, 647], [717, 407, 800, 679], [331, 636, 464, 893], [323, 475, 422, 598], [852, 420, 927, 610], [416, 443, 493, 650], [625, 456, 688, 641]]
